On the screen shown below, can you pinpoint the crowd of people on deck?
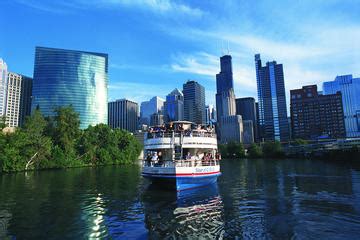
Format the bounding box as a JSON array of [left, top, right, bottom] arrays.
[[147, 122, 215, 138], [145, 151, 221, 167]]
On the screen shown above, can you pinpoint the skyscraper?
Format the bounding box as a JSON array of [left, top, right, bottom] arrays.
[[235, 97, 258, 142], [0, 59, 8, 118], [255, 54, 289, 142], [164, 88, 184, 123], [205, 104, 215, 125], [216, 55, 235, 121], [290, 85, 345, 140], [5, 72, 22, 127], [183, 80, 205, 124], [140, 96, 164, 125], [31, 46, 108, 129], [215, 54, 243, 143], [19, 75, 32, 127], [323, 75, 360, 138], [108, 99, 138, 133], [220, 115, 243, 144]]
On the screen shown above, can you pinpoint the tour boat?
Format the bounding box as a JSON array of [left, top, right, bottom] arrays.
[[141, 121, 221, 191]]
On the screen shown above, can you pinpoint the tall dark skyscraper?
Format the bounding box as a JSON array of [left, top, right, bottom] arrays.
[[216, 55, 235, 122], [290, 85, 345, 140], [183, 80, 205, 124], [235, 97, 258, 142], [255, 54, 289, 142], [32, 47, 108, 129], [19, 75, 32, 127]]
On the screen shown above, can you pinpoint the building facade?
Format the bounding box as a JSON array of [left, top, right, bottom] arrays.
[[183, 80, 205, 124], [255, 54, 289, 142], [243, 120, 254, 145], [108, 99, 138, 133], [31, 46, 108, 129], [140, 96, 164, 125], [164, 88, 184, 123], [215, 55, 235, 123], [323, 75, 360, 138], [205, 104, 216, 125], [150, 112, 164, 126], [5, 72, 22, 127], [290, 85, 345, 140], [235, 97, 258, 142], [19, 75, 32, 127], [0, 59, 8, 117], [220, 115, 243, 144]]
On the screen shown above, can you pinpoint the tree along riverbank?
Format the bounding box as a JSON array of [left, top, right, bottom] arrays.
[[219, 141, 359, 161], [0, 106, 141, 173]]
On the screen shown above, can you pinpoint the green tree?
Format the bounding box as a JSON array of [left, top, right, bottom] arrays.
[[218, 144, 228, 158], [52, 106, 81, 151], [21, 108, 52, 170], [262, 141, 284, 158], [220, 141, 245, 159], [293, 138, 309, 146], [0, 115, 6, 131], [247, 143, 263, 158], [78, 124, 141, 165]]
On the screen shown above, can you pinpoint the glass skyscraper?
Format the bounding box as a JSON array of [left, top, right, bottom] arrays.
[[235, 97, 259, 142], [323, 75, 360, 138], [19, 75, 32, 127], [183, 80, 205, 124], [140, 96, 164, 125], [31, 47, 108, 129], [255, 54, 289, 142], [164, 88, 184, 123]]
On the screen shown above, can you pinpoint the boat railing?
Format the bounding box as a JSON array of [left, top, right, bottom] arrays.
[[146, 130, 216, 139], [142, 159, 220, 168]]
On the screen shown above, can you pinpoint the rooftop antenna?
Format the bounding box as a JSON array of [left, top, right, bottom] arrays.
[[227, 40, 230, 55], [221, 40, 225, 56]]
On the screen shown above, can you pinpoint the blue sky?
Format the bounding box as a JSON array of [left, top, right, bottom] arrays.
[[1, 0, 359, 107]]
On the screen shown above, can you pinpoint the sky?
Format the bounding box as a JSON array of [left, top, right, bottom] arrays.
[[1, 0, 360, 108]]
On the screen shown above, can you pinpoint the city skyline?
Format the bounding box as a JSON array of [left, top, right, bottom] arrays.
[[1, 0, 359, 106]]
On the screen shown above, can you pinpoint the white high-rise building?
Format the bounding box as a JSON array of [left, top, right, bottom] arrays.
[[5, 72, 22, 127], [0, 59, 8, 117], [140, 96, 165, 125]]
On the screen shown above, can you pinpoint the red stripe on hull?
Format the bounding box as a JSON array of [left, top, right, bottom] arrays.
[[142, 171, 221, 177], [175, 171, 220, 176]]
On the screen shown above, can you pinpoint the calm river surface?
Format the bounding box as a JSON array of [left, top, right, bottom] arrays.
[[1, 159, 360, 239]]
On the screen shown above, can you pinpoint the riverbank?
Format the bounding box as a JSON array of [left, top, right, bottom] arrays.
[[219, 141, 360, 161], [0, 106, 141, 173]]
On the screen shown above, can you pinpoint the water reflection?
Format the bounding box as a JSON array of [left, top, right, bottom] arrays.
[[1, 160, 360, 239], [220, 159, 360, 239], [142, 184, 224, 239]]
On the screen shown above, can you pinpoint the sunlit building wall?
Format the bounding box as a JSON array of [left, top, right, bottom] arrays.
[[31, 46, 108, 129], [323, 75, 360, 138], [0, 58, 8, 117]]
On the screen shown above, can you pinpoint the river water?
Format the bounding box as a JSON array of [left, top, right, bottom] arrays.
[[1, 159, 360, 239]]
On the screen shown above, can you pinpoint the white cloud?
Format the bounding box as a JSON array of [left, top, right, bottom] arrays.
[[15, 0, 204, 17], [104, 0, 204, 17]]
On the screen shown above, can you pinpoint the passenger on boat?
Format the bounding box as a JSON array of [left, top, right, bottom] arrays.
[[146, 153, 152, 166], [185, 152, 191, 160], [157, 152, 163, 166], [151, 152, 158, 163]]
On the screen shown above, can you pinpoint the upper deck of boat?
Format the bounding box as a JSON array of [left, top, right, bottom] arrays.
[[144, 121, 217, 150]]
